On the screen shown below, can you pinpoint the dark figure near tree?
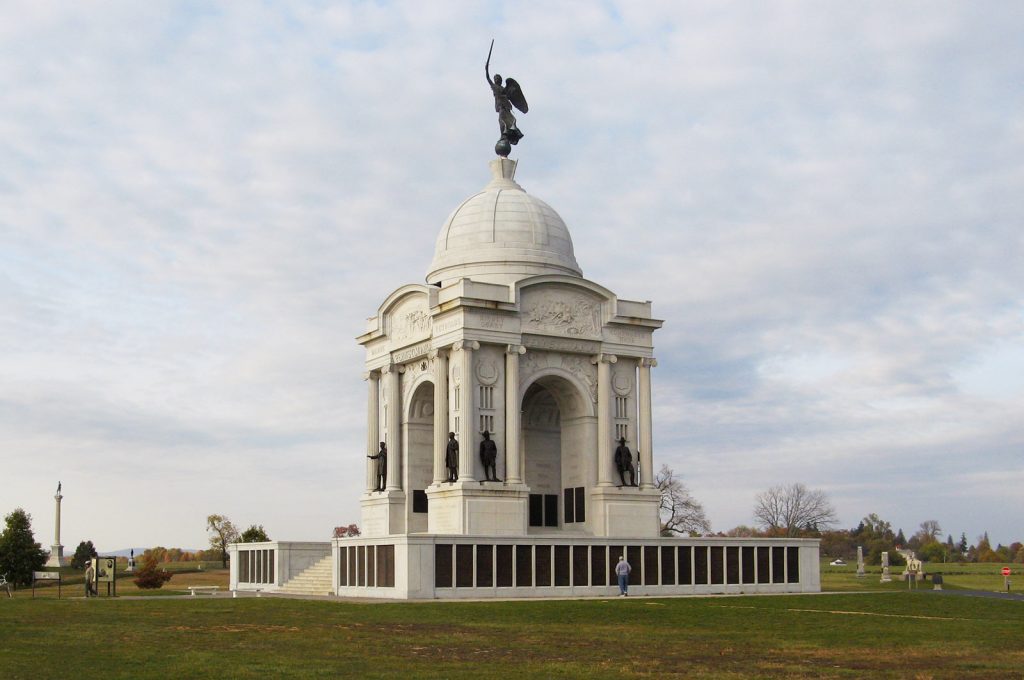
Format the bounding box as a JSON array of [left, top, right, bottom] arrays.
[[479, 430, 499, 482], [367, 442, 387, 491], [614, 437, 636, 487], [485, 40, 528, 157], [445, 432, 459, 482]]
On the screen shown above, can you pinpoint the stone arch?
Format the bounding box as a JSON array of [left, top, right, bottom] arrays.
[[520, 371, 596, 532], [404, 379, 434, 533]]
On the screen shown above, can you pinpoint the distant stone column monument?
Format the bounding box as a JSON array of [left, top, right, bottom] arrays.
[[856, 546, 865, 578], [44, 481, 68, 567], [880, 551, 892, 583]]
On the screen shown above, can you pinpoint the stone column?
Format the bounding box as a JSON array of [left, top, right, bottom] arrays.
[[505, 344, 526, 484], [638, 358, 657, 489], [454, 340, 479, 482], [430, 349, 449, 485], [364, 370, 380, 493], [592, 353, 617, 487], [46, 485, 65, 567], [382, 363, 403, 491]]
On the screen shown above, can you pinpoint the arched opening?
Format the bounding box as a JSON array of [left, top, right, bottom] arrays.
[[405, 380, 434, 533], [521, 374, 594, 533]]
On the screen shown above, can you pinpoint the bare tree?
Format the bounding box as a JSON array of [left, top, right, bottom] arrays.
[[206, 514, 240, 568], [917, 520, 942, 543], [656, 464, 711, 536], [753, 483, 838, 537]]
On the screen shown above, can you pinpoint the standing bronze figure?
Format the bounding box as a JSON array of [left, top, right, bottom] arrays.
[[479, 430, 499, 482], [486, 40, 528, 157], [614, 437, 636, 487], [367, 442, 387, 492], [445, 432, 459, 483]]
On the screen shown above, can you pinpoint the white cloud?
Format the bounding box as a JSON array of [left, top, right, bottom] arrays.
[[2, 1, 1022, 549]]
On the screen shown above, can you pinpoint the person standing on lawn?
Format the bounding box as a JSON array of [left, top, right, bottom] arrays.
[[615, 555, 631, 596]]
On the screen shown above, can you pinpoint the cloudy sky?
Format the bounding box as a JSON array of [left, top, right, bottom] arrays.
[[3, 2, 1022, 553]]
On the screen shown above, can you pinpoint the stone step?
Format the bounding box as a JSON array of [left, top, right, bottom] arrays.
[[278, 556, 334, 595]]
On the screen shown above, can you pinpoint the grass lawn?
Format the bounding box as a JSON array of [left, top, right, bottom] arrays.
[[1, 587, 1021, 678], [821, 560, 1021, 592]]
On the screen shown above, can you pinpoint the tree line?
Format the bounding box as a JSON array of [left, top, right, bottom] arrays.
[[657, 477, 1022, 566]]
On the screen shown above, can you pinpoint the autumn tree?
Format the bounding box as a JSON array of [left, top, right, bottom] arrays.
[[753, 483, 838, 537], [655, 465, 710, 536], [0, 508, 47, 587], [71, 540, 98, 569], [206, 514, 240, 568], [240, 525, 270, 543]]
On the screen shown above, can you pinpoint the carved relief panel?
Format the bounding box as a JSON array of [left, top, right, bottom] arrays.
[[521, 286, 603, 339], [387, 294, 432, 345]]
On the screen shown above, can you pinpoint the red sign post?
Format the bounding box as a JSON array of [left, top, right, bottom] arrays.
[[1002, 567, 1011, 576]]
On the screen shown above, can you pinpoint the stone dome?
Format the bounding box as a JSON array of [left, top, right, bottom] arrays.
[[427, 158, 583, 286]]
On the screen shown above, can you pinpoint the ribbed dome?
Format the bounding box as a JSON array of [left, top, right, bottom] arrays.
[[427, 158, 583, 286]]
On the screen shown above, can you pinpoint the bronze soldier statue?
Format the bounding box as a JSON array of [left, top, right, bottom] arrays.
[[367, 442, 387, 491], [445, 432, 459, 483], [614, 437, 636, 487], [479, 430, 499, 482]]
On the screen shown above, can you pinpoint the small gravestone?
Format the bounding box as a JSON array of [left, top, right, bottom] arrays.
[[856, 546, 865, 578], [880, 551, 892, 583]]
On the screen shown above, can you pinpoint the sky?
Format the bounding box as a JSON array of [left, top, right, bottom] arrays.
[[2, 1, 1022, 553]]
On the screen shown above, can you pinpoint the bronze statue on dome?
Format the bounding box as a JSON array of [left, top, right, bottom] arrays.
[[486, 40, 528, 158]]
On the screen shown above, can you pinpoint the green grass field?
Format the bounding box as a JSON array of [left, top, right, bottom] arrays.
[[2, 574, 1021, 678], [821, 559, 1021, 592]]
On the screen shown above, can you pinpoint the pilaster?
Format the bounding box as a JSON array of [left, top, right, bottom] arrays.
[[504, 344, 526, 485], [453, 340, 479, 482], [364, 370, 380, 493], [430, 349, 449, 485], [638, 358, 657, 489], [382, 363, 404, 491], [592, 353, 617, 487]]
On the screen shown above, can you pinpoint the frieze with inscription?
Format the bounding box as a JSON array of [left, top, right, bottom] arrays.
[[392, 341, 432, 364], [521, 334, 600, 355]]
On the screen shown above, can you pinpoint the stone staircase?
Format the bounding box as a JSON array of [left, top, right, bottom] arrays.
[[278, 555, 334, 596]]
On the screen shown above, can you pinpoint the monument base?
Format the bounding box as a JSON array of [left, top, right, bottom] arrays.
[[45, 544, 68, 567]]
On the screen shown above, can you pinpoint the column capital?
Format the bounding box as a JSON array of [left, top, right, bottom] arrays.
[[505, 344, 527, 355], [453, 340, 480, 352], [362, 369, 380, 381], [591, 353, 618, 365], [639, 357, 658, 368], [380, 363, 405, 375]]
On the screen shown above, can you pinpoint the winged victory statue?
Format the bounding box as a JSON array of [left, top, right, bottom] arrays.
[[486, 40, 529, 157]]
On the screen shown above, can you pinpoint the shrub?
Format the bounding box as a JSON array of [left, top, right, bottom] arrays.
[[133, 555, 173, 589]]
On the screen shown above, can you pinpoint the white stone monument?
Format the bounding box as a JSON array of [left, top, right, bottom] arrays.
[[880, 550, 892, 583], [228, 154, 824, 599], [856, 545, 865, 578], [44, 481, 68, 567], [356, 157, 663, 540]]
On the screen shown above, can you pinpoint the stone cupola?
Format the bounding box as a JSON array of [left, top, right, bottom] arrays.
[[426, 158, 583, 287]]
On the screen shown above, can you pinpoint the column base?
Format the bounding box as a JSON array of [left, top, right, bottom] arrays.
[[588, 487, 661, 538], [360, 491, 407, 537], [426, 483, 530, 536], [45, 544, 68, 567]]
